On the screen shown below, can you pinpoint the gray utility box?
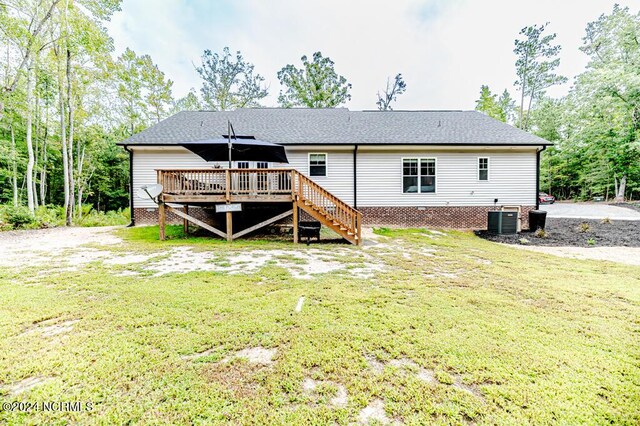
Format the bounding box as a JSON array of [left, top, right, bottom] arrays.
[[487, 211, 518, 234]]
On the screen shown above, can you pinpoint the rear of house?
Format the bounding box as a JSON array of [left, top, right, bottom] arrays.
[[119, 108, 549, 229]]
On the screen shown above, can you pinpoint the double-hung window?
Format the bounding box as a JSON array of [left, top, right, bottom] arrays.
[[309, 153, 327, 177], [403, 158, 436, 193], [478, 157, 489, 181]]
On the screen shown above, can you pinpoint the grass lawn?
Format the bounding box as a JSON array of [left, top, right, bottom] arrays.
[[0, 226, 639, 425]]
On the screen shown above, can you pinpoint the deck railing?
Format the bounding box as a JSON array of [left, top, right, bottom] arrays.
[[156, 168, 361, 243], [294, 170, 361, 239], [157, 168, 293, 197]]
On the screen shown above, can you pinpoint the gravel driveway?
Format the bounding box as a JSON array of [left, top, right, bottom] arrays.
[[540, 203, 640, 220]]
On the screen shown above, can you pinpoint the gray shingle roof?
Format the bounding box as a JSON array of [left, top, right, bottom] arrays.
[[119, 108, 551, 146]]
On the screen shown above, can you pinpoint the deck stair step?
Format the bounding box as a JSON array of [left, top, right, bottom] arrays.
[[293, 171, 362, 245]]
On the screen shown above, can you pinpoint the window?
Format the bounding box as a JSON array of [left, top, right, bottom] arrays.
[[309, 153, 327, 177], [478, 157, 489, 181], [403, 158, 436, 193]]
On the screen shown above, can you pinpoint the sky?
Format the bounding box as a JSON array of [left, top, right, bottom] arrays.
[[106, 0, 640, 111]]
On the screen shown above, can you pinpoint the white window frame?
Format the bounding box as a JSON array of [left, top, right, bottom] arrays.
[[308, 153, 328, 177], [478, 157, 489, 182], [401, 157, 437, 194]]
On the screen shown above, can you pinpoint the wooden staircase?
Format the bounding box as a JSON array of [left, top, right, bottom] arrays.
[[293, 170, 362, 245]]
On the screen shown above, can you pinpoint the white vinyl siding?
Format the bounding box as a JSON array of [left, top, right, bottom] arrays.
[[131, 147, 354, 208], [357, 150, 536, 207], [286, 150, 354, 204], [131, 147, 536, 210]]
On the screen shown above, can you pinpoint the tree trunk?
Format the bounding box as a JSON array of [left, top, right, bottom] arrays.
[[518, 54, 528, 130], [40, 100, 49, 205], [25, 62, 35, 215], [33, 60, 40, 208], [615, 175, 627, 203], [523, 84, 537, 131], [10, 124, 18, 207], [77, 145, 85, 217], [40, 133, 47, 205], [57, 49, 71, 226], [66, 49, 75, 219]]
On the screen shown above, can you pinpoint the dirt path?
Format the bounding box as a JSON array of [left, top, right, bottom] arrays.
[[0, 226, 123, 268], [512, 245, 640, 266]]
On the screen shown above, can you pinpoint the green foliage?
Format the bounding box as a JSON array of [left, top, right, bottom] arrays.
[[277, 52, 352, 108], [172, 88, 202, 113], [0, 204, 129, 230], [536, 6, 640, 201], [475, 85, 514, 122], [514, 23, 567, 130], [195, 47, 267, 111], [0, 205, 36, 229]]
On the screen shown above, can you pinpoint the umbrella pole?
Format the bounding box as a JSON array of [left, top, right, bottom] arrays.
[[227, 121, 232, 169]]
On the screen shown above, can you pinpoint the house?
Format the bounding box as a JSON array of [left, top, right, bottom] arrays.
[[118, 108, 550, 243]]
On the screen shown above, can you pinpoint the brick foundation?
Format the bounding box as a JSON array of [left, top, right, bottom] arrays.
[[135, 205, 535, 230], [358, 206, 535, 230]]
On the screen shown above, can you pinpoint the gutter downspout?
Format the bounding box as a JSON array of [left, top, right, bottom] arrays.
[[124, 145, 135, 227], [353, 144, 358, 209], [536, 146, 546, 210]]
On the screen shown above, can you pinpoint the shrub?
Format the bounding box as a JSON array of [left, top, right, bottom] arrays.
[[600, 217, 612, 224], [3, 205, 38, 229], [519, 238, 530, 245], [578, 222, 590, 233], [587, 238, 596, 246], [77, 207, 130, 227], [534, 229, 548, 239]]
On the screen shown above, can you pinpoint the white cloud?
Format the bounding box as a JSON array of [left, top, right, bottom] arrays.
[[106, 0, 639, 110]]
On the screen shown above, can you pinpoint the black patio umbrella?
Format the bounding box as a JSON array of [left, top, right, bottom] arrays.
[[180, 138, 289, 165]]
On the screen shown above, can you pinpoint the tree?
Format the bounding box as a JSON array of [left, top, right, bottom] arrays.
[[571, 5, 640, 201], [376, 73, 406, 111], [475, 85, 514, 123], [277, 52, 351, 108], [497, 89, 516, 123], [0, 0, 62, 119], [514, 23, 567, 130], [195, 47, 267, 111], [172, 88, 202, 113], [141, 60, 173, 123]]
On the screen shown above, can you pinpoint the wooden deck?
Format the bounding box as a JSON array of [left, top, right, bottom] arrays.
[[155, 168, 362, 245]]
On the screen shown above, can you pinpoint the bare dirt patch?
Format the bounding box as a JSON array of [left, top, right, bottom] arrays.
[[21, 318, 78, 337], [358, 399, 391, 425], [144, 247, 385, 279], [0, 227, 121, 268], [223, 347, 277, 365], [3, 376, 54, 396]]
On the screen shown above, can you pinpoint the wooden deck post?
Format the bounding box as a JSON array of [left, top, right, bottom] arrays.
[[225, 169, 231, 202], [293, 201, 299, 244], [159, 201, 166, 241], [226, 211, 233, 242], [183, 205, 189, 234]]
